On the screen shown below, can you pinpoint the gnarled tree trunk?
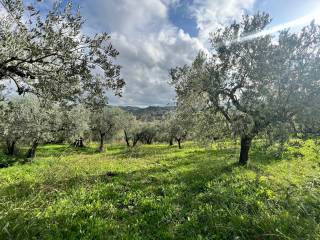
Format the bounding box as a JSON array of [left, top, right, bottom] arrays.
[[99, 133, 105, 152], [26, 140, 38, 158], [6, 140, 17, 156], [239, 136, 252, 165]]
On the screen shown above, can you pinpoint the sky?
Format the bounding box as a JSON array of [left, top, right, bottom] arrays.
[[3, 0, 320, 107]]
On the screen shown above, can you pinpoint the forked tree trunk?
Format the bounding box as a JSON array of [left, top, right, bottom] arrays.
[[124, 130, 130, 147], [133, 136, 139, 147], [74, 137, 85, 148], [99, 133, 105, 152], [239, 136, 252, 165], [26, 140, 38, 159], [177, 138, 182, 149], [6, 140, 16, 156], [146, 137, 153, 145]]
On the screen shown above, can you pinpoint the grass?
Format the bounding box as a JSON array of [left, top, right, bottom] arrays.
[[0, 140, 320, 239]]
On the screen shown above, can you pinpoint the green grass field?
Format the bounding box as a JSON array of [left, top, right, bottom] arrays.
[[0, 140, 320, 239]]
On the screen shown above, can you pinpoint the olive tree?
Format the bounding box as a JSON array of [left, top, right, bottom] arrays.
[[171, 13, 320, 165], [0, 96, 56, 158], [0, 100, 23, 155], [118, 111, 142, 147], [295, 92, 320, 139], [138, 122, 159, 145], [24, 101, 56, 158], [192, 110, 230, 145], [90, 107, 123, 152], [164, 110, 191, 149], [156, 117, 174, 145], [54, 105, 90, 146], [0, 0, 124, 102]]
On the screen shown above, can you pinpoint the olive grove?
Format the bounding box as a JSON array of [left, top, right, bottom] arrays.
[[1, 1, 320, 168]]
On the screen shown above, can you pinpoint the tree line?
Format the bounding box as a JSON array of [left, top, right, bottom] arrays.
[[0, 96, 190, 161]]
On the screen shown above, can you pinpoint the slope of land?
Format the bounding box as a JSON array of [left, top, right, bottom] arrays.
[[0, 140, 320, 239]]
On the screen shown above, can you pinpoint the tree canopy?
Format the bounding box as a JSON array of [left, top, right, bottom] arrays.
[[0, 0, 125, 103], [170, 13, 320, 164]]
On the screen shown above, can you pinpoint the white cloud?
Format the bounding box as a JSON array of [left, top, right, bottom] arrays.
[[0, 3, 8, 17], [80, 0, 255, 106], [80, 0, 205, 106], [190, 0, 255, 43]]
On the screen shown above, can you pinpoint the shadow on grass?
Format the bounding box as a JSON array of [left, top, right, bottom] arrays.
[[1, 143, 319, 239], [0, 149, 245, 238], [1, 148, 233, 199], [37, 144, 101, 157], [0, 150, 29, 168], [0, 145, 103, 168], [108, 144, 183, 159], [250, 142, 305, 166]]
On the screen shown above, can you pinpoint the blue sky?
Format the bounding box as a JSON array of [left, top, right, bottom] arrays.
[[254, 0, 319, 25], [169, 0, 320, 37], [169, 0, 198, 37]]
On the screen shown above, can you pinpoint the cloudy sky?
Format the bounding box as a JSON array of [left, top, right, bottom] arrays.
[[5, 0, 319, 106]]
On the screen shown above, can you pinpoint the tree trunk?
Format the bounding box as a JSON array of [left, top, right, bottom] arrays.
[[147, 136, 153, 145], [239, 136, 252, 165], [6, 140, 16, 156], [26, 140, 38, 158], [177, 139, 182, 149], [99, 133, 105, 152], [124, 130, 130, 147], [78, 137, 84, 147], [133, 136, 139, 147], [74, 137, 85, 148], [169, 137, 173, 146]]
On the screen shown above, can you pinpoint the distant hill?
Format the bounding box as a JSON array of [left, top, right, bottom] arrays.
[[120, 106, 175, 121]]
